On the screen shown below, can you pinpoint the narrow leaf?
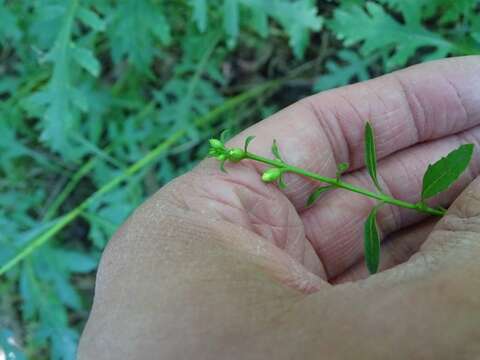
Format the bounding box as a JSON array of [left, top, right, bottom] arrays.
[[364, 122, 382, 192], [244, 135, 255, 152], [307, 185, 334, 206], [220, 129, 231, 143], [421, 144, 474, 200], [278, 175, 287, 189], [364, 206, 381, 274], [220, 160, 227, 173], [336, 162, 349, 180], [271, 139, 282, 161]]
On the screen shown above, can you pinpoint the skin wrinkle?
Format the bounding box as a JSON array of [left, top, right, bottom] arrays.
[[442, 75, 469, 131], [300, 97, 349, 167], [392, 73, 424, 143], [191, 172, 310, 263]]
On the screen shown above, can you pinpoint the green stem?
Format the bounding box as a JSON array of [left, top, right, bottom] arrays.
[[245, 152, 445, 217]]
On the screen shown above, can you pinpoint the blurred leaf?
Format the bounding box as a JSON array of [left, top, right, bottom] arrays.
[[421, 144, 474, 200], [108, 0, 171, 69], [271, 139, 282, 161], [330, 2, 453, 69], [77, 6, 106, 31], [314, 50, 373, 91], [224, 0, 239, 46], [71, 45, 101, 77], [336, 162, 349, 180], [192, 0, 208, 32], [0, 1, 21, 42], [244, 135, 255, 151]]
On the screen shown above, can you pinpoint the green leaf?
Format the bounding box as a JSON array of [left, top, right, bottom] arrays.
[[364, 206, 381, 274], [224, 0, 239, 46], [192, 0, 208, 32], [244, 135, 255, 152], [278, 175, 287, 189], [220, 159, 227, 173], [336, 162, 349, 180], [71, 45, 101, 77], [77, 7, 106, 31], [271, 139, 282, 161], [108, 0, 171, 69], [329, 2, 453, 69], [421, 144, 474, 200], [314, 50, 373, 92], [364, 122, 382, 192], [220, 129, 231, 143], [239, 0, 323, 58], [307, 185, 334, 206]]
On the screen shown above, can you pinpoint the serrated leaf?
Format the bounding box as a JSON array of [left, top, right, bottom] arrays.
[[244, 135, 255, 152], [314, 50, 373, 92], [271, 139, 282, 161], [364, 206, 381, 274], [364, 122, 383, 192], [77, 7, 106, 31], [108, 0, 171, 69], [329, 2, 453, 69], [71, 45, 100, 77], [421, 144, 474, 200], [307, 185, 334, 206], [240, 0, 323, 58]]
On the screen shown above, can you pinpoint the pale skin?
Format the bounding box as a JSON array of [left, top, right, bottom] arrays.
[[78, 56, 480, 359]]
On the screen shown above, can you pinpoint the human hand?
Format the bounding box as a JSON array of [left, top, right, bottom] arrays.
[[78, 56, 480, 359]]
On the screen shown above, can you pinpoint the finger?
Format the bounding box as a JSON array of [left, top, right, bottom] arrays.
[[333, 219, 437, 284], [302, 126, 480, 278], [227, 56, 480, 210]]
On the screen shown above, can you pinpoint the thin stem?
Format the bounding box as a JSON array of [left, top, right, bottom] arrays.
[[245, 152, 445, 217]]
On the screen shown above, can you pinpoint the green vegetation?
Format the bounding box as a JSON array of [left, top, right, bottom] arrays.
[[1, 1, 479, 358]]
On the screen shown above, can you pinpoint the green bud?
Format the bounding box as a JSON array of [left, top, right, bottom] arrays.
[[209, 139, 224, 149], [217, 154, 227, 161], [261, 168, 282, 182], [228, 148, 245, 162]]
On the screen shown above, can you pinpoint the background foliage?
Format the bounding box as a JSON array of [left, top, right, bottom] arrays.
[[0, 0, 479, 358]]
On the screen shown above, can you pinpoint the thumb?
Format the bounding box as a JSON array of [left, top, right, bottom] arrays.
[[417, 176, 480, 273]]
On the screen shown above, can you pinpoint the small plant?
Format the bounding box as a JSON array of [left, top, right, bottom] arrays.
[[208, 123, 474, 274]]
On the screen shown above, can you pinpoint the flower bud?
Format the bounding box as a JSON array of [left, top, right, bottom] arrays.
[[261, 168, 282, 182], [217, 154, 227, 161], [228, 148, 245, 162], [209, 139, 224, 149]]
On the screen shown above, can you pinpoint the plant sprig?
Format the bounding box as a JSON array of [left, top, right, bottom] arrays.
[[208, 122, 475, 274]]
